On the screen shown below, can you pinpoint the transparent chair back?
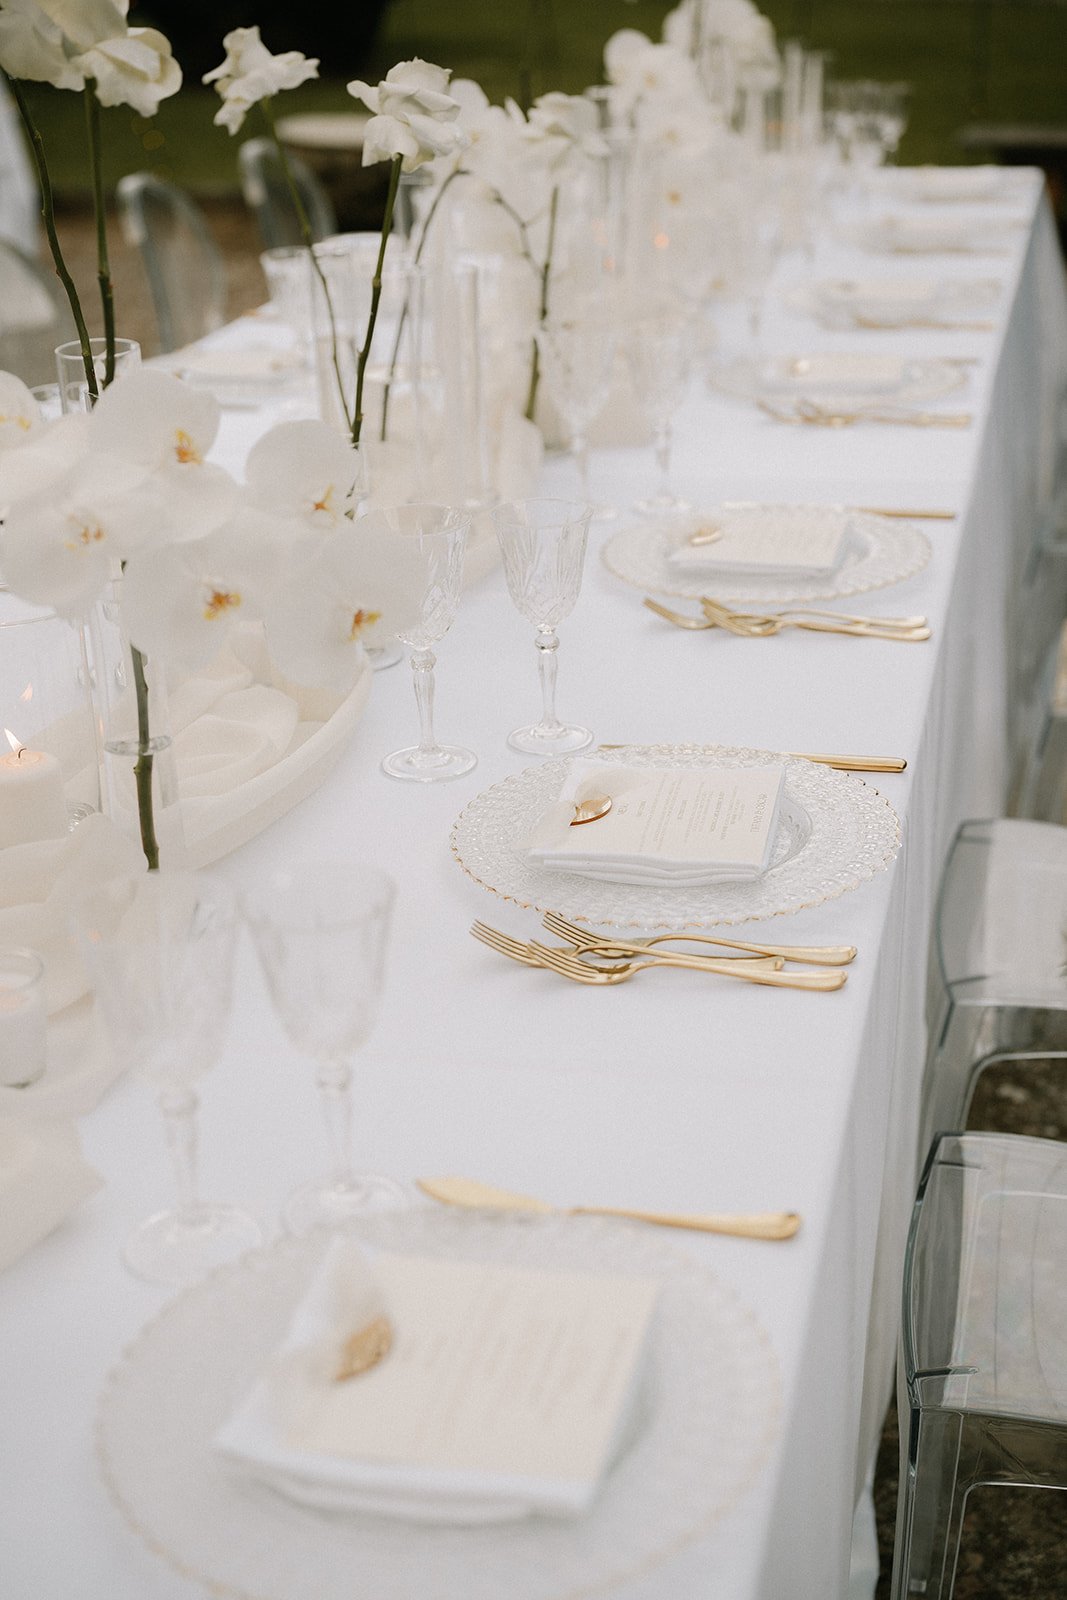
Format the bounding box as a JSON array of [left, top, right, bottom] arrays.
[[0, 237, 76, 386], [116, 173, 227, 354], [892, 1131, 1067, 1600], [237, 136, 337, 251], [923, 817, 1067, 1156]]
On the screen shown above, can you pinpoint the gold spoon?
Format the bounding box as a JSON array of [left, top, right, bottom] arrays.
[[571, 795, 612, 825], [417, 1175, 801, 1240]]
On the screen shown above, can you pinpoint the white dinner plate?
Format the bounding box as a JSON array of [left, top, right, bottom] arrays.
[[709, 352, 965, 413], [784, 275, 1001, 330], [451, 745, 901, 928], [601, 504, 931, 604], [97, 1210, 780, 1600]]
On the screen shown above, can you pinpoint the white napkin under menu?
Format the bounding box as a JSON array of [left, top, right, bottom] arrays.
[[215, 1237, 659, 1524], [526, 761, 786, 888], [667, 508, 855, 577]]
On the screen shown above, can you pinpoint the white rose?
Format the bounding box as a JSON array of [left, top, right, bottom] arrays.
[[203, 26, 319, 135], [76, 27, 181, 115], [347, 57, 468, 172]]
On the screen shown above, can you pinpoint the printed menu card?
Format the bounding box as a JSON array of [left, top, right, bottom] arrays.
[[216, 1239, 660, 1520], [527, 760, 786, 887]]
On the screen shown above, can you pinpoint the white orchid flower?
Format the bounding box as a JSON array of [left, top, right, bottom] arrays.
[[604, 28, 703, 113], [0, 371, 41, 449], [0, 411, 88, 513], [203, 25, 318, 135], [264, 528, 426, 689], [524, 92, 605, 165], [348, 57, 469, 172], [75, 26, 181, 115], [244, 419, 361, 540], [0, 451, 155, 618], [0, 0, 85, 87], [120, 512, 283, 673]]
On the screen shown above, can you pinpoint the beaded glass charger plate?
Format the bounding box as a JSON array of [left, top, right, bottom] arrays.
[[709, 351, 965, 412], [96, 1210, 780, 1600], [451, 744, 901, 929], [601, 504, 931, 605]]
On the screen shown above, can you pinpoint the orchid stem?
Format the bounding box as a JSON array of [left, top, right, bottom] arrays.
[[8, 76, 97, 399], [353, 154, 402, 446], [524, 181, 559, 422], [84, 83, 115, 385], [130, 644, 160, 872]]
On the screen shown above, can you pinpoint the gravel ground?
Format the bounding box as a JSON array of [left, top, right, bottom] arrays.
[[46, 196, 1067, 1600]]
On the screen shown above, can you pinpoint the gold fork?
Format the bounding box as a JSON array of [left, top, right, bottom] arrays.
[[701, 596, 928, 631], [527, 940, 848, 991], [471, 921, 783, 979], [541, 909, 857, 967], [645, 597, 931, 641]]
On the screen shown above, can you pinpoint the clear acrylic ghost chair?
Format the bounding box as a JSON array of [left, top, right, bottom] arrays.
[[921, 818, 1067, 1161], [237, 136, 337, 251], [891, 1130, 1067, 1600], [116, 172, 227, 354], [0, 237, 76, 386]]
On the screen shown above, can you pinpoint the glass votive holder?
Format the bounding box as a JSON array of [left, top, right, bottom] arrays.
[[0, 948, 46, 1088], [55, 336, 141, 413]]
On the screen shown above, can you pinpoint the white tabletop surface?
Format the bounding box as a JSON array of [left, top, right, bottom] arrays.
[[2, 169, 1065, 1600]]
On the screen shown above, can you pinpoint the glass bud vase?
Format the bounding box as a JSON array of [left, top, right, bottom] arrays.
[[86, 581, 184, 871]]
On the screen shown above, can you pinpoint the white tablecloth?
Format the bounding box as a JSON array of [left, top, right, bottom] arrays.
[[2, 172, 1066, 1600]]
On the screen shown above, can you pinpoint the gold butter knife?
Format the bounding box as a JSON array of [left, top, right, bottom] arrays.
[[418, 1176, 801, 1240]]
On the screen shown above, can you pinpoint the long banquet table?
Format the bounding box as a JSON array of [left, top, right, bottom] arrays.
[[3, 170, 1067, 1600]]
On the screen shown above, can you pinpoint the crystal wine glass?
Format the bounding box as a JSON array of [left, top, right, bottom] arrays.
[[623, 309, 693, 516], [242, 861, 404, 1233], [71, 870, 261, 1286], [535, 307, 618, 519], [357, 502, 475, 782], [491, 497, 593, 755]]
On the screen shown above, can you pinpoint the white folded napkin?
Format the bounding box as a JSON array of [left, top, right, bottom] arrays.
[[0, 1118, 101, 1273], [216, 1236, 658, 1524], [667, 506, 855, 577], [526, 760, 786, 887]]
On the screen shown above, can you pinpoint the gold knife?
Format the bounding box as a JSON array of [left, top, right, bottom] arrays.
[[597, 744, 906, 773]]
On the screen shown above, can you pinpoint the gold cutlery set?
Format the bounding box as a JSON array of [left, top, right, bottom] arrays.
[[470, 915, 852, 991], [758, 397, 972, 428], [644, 595, 931, 641]]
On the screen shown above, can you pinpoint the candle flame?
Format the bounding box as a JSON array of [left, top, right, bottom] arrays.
[[19, 682, 32, 703], [4, 728, 23, 755]]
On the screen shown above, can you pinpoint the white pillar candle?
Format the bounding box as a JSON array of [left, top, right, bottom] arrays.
[[0, 949, 46, 1088], [0, 740, 68, 848]]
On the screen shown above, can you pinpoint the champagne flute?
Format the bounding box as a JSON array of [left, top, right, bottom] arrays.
[[242, 862, 404, 1233], [492, 498, 593, 755], [624, 309, 693, 516], [71, 870, 261, 1286], [535, 308, 618, 519], [357, 502, 476, 782]]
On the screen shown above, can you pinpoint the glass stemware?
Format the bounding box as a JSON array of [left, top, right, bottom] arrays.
[[242, 861, 404, 1233], [491, 498, 593, 756], [623, 310, 693, 516], [535, 308, 618, 519], [356, 502, 475, 782], [71, 870, 261, 1286]]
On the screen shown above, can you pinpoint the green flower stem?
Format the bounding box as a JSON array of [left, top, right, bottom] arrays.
[[258, 100, 354, 437], [84, 83, 116, 385], [8, 76, 97, 399], [524, 181, 560, 422], [353, 154, 402, 447], [130, 643, 160, 872]]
